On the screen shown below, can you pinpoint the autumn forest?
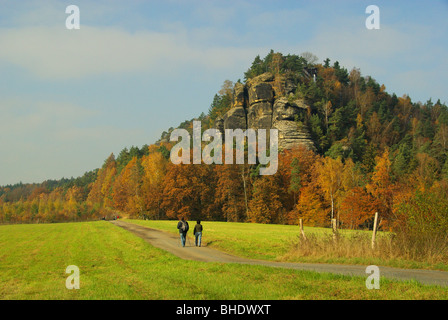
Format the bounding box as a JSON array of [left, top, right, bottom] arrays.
[[1, 51, 448, 241]]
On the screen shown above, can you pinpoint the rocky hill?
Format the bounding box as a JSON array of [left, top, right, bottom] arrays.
[[214, 72, 315, 150]]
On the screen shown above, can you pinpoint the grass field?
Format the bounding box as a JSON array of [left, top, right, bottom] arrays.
[[1, 220, 448, 300], [127, 219, 448, 271], [128, 219, 312, 260]]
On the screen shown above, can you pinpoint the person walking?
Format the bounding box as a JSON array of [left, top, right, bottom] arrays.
[[194, 220, 203, 247], [177, 217, 189, 247]]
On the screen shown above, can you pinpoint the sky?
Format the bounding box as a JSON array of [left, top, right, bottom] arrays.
[[0, 0, 447, 185]]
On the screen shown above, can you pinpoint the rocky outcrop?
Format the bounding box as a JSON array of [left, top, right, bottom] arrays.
[[233, 82, 246, 108], [272, 97, 314, 150], [223, 106, 246, 130], [216, 72, 315, 150]]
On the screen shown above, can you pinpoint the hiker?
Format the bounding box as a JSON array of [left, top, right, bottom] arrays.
[[194, 220, 203, 247], [177, 217, 189, 247]]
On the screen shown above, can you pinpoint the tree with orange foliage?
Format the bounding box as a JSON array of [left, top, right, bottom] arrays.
[[214, 163, 248, 222], [295, 184, 327, 226], [87, 153, 116, 206], [161, 162, 216, 221], [339, 187, 379, 229], [337, 157, 379, 228], [65, 185, 84, 221], [248, 175, 284, 224], [277, 146, 319, 224], [320, 65, 342, 104], [366, 148, 396, 228], [287, 149, 328, 226]]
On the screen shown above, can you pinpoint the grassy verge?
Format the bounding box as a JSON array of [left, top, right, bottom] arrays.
[[1, 221, 448, 299], [126, 219, 448, 271]]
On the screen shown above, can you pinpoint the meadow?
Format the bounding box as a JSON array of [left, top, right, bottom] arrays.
[[128, 219, 448, 271], [1, 220, 448, 300]]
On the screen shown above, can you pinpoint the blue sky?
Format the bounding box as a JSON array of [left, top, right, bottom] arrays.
[[0, 0, 447, 185]]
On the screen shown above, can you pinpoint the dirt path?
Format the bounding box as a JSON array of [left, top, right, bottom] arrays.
[[111, 220, 448, 287]]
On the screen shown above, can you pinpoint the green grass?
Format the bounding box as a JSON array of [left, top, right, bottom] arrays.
[[128, 219, 308, 260], [127, 219, 448, 271], [1, 221, 447, 300]]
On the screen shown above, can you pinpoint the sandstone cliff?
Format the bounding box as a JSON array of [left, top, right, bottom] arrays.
[[215, 72, 315, 150]]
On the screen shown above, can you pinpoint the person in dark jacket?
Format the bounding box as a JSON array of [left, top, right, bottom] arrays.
[[193, 220, 203, 247], [177, 217, 189, 247]]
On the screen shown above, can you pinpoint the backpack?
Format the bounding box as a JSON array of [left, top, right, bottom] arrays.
[[180, 220, 188, 232]]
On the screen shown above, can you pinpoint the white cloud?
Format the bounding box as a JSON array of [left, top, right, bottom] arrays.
[[246, 8, 312, 30], [0, 98, 144, 184], [0, 25, 259, 79], [0, 98, 96, 131], [292, 19, 447, 103], [191, 4, 237, 25]]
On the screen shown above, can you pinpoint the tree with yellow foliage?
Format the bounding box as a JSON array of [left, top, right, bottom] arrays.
[[112, 157, 143, 215], [315, 156, 344, 221], [141, 150, 168, 219]]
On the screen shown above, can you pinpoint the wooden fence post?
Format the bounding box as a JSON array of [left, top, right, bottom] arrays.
[[299, 219, 307, 241], [371, 212, 379, 250], [331, 218, 338, 242]]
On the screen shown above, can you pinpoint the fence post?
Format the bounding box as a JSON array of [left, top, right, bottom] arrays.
[[299, 219, 307, 241], [371, 212, 379, 250], [332, 218, 338, 242]]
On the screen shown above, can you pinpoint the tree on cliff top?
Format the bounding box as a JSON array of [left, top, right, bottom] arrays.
[[243, 51, 310, 81]]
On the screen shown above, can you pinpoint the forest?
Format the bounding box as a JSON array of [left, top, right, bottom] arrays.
[[1, 51, 448, 241]]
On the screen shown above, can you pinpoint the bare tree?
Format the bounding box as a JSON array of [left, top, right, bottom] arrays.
[[218, 80, 234, 98], [301, 51, 318, 65]]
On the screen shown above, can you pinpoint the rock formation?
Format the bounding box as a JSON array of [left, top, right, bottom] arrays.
[[216, 72, 315, 150]]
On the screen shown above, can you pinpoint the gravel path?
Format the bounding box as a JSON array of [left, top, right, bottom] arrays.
[[111, 220, 448, 287]]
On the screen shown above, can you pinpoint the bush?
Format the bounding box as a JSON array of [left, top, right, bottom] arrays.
[[394, 190, 448, 263]]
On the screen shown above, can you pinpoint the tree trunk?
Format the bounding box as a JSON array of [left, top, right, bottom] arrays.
[[330, 193, 334, 220], [241, 165, 249, 217]]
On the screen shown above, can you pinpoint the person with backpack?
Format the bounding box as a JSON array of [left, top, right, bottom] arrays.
[[193, 220, 203, 247], [177, 217, 189, 247]]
